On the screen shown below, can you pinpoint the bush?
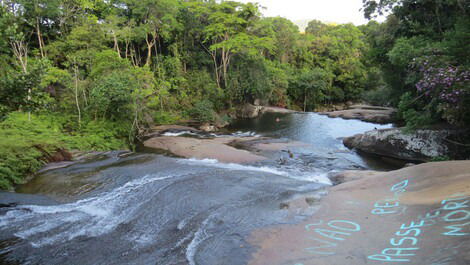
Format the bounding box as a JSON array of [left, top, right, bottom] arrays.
[[0, 112, 129, 190], [189, 100, 216, 123], [88, 71, 134, 121], [154, 111, 183, 125], [362, 86, 394, 106], [431, 156, 451, 162], [288, 67, 333, 110], [397, 92, 438, 131]]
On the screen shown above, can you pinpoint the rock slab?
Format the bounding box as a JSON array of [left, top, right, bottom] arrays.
[[320, 104, 397, 124], [237, 104, 296, 118], [248, 161, 470, 265], [343, 128, 460, 162]]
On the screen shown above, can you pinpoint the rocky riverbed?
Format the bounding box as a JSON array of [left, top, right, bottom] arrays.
[[0, 112, 468, 265], [141, 124, 308, 163]]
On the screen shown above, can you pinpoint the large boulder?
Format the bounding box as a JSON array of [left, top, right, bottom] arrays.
[[343, 128, 461, 162], [237, 104, 296, 118], [199, 123, 217, 132], [260, 106, 296, 114], [238, 103, 264, 118]]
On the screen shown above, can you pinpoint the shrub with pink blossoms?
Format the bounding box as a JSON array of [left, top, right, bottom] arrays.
[[412, 58, 470, 125], [415, 60, 469, 104]]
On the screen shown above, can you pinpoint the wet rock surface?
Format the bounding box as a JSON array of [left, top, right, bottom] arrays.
[[0, 153, 326, 265], [248, 161, 470, 265], [0, 192, 58, 207]]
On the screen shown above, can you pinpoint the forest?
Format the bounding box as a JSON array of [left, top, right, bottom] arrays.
[[0, 0, 469, 189]]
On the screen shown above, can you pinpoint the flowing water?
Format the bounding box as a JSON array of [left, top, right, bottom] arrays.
[[0, 112, 393, 265]]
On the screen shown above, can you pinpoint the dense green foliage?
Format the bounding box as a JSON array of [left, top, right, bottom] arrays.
[[360, 0, 469, 128], [0, 112, 128, 189], [0, 0, 468, 188], [0, 0, 377, 188], [0, 1, 373, 117]]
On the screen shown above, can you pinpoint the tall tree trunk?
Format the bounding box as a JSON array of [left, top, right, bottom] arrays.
[[303, 88, 307, 112], [220, 33, 232, 89], [200, 42, 221, 89], [125, 40, 130, 59], [11, 40, 31, 120], [36, 17, 46, 58], [112, 31, 121, 58], [145, 32, 157, 66], [146, 42, 152, 66], [73, 65, 81, 127], [434, 5, 443, 34], [221, 47, 228, 88], [11, 41, 28, 73], [130, 44, 138, 66], [212, 50, 221, 89]]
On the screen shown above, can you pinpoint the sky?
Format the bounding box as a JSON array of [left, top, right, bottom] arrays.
[[238, 0, 384, 26]]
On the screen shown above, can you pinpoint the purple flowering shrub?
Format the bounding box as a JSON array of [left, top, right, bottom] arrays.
[[412, 58, 470, 125]]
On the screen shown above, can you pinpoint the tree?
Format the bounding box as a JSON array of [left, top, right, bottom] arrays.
[[308, 24, 368, 101], [305, 19, 327, 36], [189, 1, 271, 89], [361, 0, 470, 127], [5, 0, 62, 58], [253, 17, 299, 63], [113, 0, 181, 66], [289, 68, 333, 111]]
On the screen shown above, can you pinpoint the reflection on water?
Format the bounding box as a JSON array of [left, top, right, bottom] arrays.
[[230, 112, 392, 146], [229, 112, 396, 170]]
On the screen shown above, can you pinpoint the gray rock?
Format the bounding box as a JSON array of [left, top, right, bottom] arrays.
[[237, 104, 296, 118], [343, 128, 460, 162], [238, 103, 263, 118], [199, 123, 217, 132], [260, 106, 296, 114]]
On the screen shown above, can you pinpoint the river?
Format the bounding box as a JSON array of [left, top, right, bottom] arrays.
[[0, 112, 393, 265]]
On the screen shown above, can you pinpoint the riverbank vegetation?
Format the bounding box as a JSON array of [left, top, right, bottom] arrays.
[[0, 0, 468, 189], [0, 112, 128, 189], [360, 0, 469, 129]]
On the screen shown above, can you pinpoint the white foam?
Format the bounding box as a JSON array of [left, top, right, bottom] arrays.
[[182, 158, 288, 176], [162, 131, 198, 137], [0, 174, 178, 247], [208, 131, 261, 138], [298, 173, 332, 185], [177, 218, 189, 230], [231, 131, 260, 137], [175, 232, 194, 248], [186, 218, 211, 265], [180, 158, 332, 185]]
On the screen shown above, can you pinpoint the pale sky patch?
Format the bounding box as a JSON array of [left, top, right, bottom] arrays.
[[238, 0, 385, 26]]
